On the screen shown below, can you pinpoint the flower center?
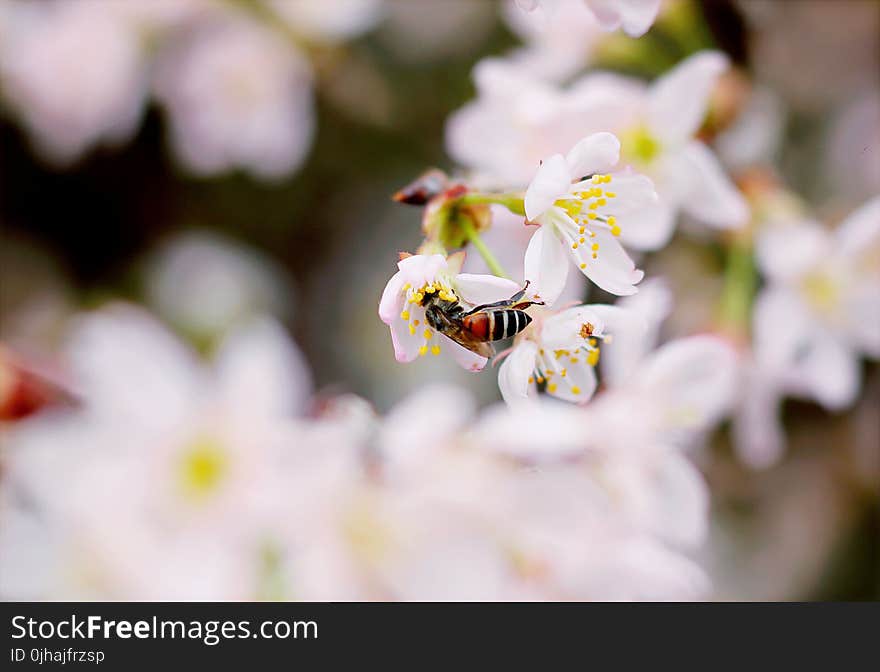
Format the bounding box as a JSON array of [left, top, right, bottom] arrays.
[[399, 279, 458, 357], [178, 436, 228, 500], [552, 173, 621, 269], [527, 328, 605, 397], [621, 125, 662, 165], [801, 271, 839, 313]]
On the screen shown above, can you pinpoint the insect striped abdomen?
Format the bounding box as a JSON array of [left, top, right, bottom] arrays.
[[463, 310, 531, 341]]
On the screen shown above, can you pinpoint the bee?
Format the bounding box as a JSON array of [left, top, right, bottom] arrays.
[[423, 281, 543, 358]]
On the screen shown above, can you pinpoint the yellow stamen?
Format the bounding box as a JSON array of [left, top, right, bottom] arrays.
[[430, 345, 441, 356], [400, 310, 410, 321], [571, 386, 582, 395]]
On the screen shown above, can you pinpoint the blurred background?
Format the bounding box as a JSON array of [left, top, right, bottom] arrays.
[[0, 0, 878, 600]]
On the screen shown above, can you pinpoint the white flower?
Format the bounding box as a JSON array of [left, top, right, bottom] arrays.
[[378, 253, 522, 371], [733, 197, 880, 468], [153, 11, 314, 180], [571, 51, 750, 248], [0, 0, 148, 165], [514, 0, 661, 37], [0, 305, 313, 599], [474, 400, 710, 596], [523, 132, 657, 300], [498, 304, 633, 405], [446, 52, 749, 250]]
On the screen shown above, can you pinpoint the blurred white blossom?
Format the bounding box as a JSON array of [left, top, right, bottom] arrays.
[[734, 197, 880, 468], [0, 304, 312, 599], [154, 10, 315, 179], [0, 0, 149, 165], [145, 231, 292, 343]]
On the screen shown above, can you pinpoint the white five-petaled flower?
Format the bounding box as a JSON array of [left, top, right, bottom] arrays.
[[446, 52, 749, 251], [515, 0, 661, 38], [498, 304, 632, 404], [523, 132, 657, 301], [733, 196, 880, 468], [378, 253, 522, 371]]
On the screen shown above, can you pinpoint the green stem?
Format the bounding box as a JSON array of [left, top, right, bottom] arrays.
[[456, 192, 526, 216], [459, 217, 508, 279], [717, 234, 757, 341]]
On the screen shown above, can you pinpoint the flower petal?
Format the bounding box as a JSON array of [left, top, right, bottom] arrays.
[[601, 173, 658, 215], [389, 308, 425, 363], [579, 228, 644, 296], [524, 225, 571, 305], [732, 370, 786, 470], [638, 335, 739, 442], [525, 153, 570, 220], [443, 334, 488, 372], [498, 341, 539, 406], [546, 359, 597, 403], [586, 0, 661, 37], [617, 197, 675, 251], [378, 270, 405, 324], [541, 305, 606, 350], [646, 51, 729, 146], [454, 273, 522, 306], [836, 195, 880, 258], [755, 220, 828, 282], [790, 333, 860, 410], [565, 132, 620, 178], [214, 316, 311, 418], [647, 450, 709, 548], [672, 142, 749, 228]]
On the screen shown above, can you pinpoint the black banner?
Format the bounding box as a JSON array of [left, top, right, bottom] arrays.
[[2, 602, 876, 667]]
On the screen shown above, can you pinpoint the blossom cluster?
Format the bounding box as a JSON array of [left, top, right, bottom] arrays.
[[1, 0, 877, 603], [0, 0, 382, 178], [1, 304, 714, 601]]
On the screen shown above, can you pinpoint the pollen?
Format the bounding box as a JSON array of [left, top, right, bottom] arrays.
[[587, 349, 600, 366], [580, 263, 587, 269], [579, 226, 585, 234], [430, 345, 441, 356], [547, 383, 558, 393], [572, 243, 579, 249], [570, 357, 579, 364], [409, 324, 417, 335], [528, 376, 535, 384], [592, 252, 598, 259], [400, 310, 410, 321], [597, 198, 607, 206], [579, 237, 586, 244], [587, 213, 597, 220], [560, 368, 567, 377], [591, 243, 599, 251], [424, 285, 436, 294], [579, 323, 594, 339], [413, 319, 420, 326], [418, 345, 428, 356], [423, 329, 432, 340], [571, 386, 582, 395], [610, 225, 621, 237], [605, 191, 616, 198]]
